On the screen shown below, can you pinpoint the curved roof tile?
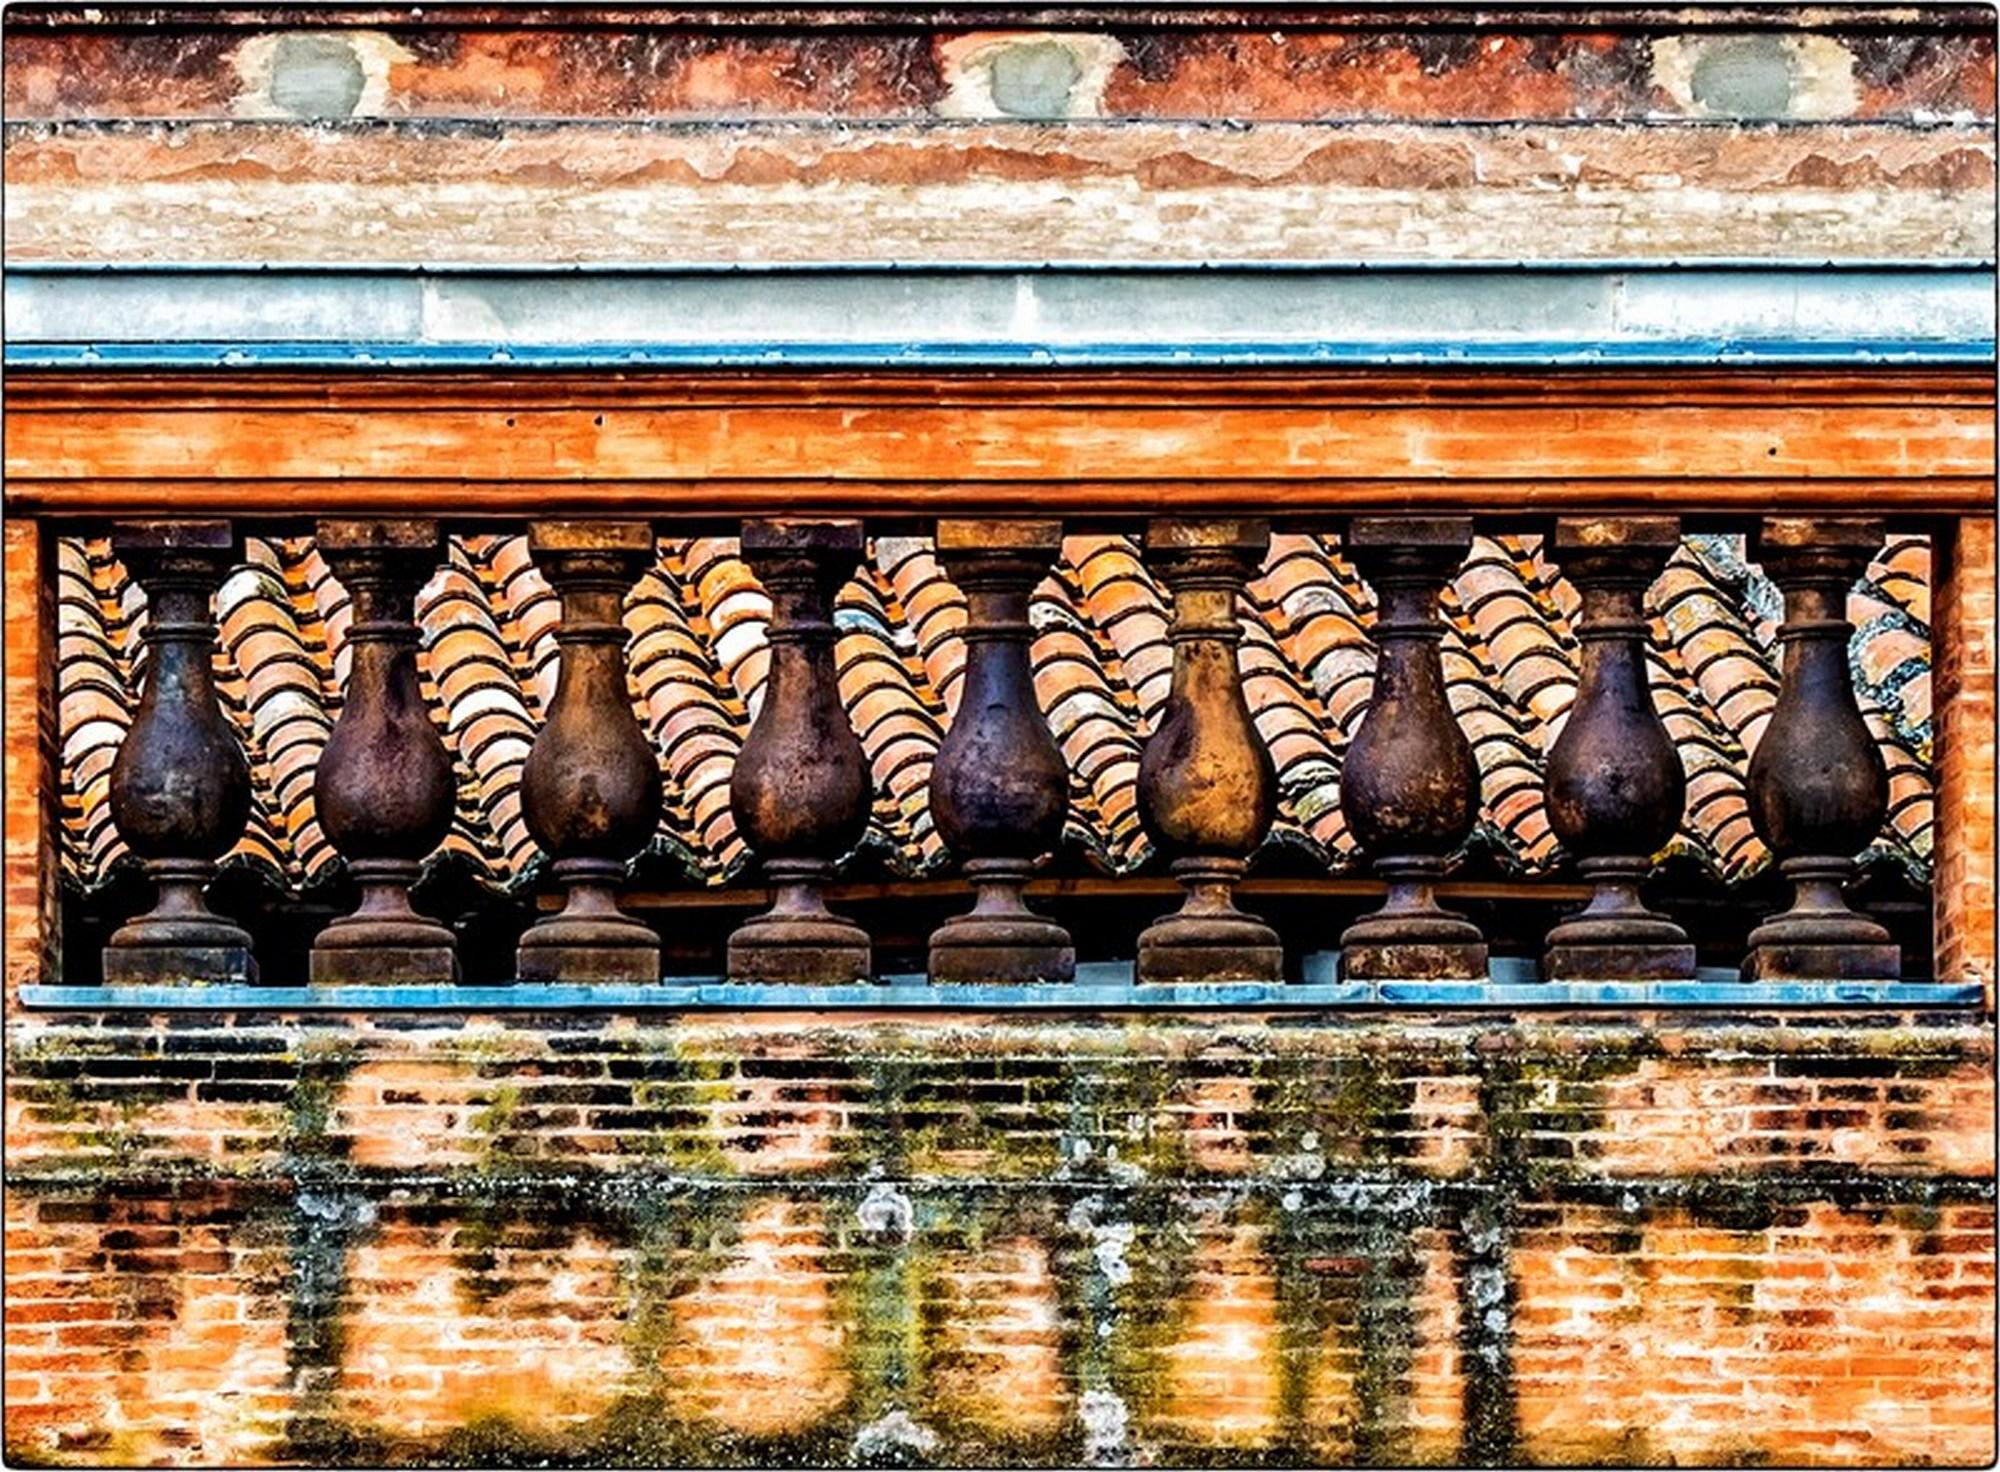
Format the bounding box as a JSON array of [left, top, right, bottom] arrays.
[[55, 530, 1934, 896]]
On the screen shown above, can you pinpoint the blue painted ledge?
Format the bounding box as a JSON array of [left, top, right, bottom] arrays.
[[18, 975, 1985, 1013], [11, 338, 1993, 370]]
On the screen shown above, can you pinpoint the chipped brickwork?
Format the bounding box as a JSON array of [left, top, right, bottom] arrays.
[[2, 1012, 1993, 1466], [4, 17, 1991, 123], [1933, 516, 1997, 1000], [4, 12, 1992, 265], [4, 519, 61, 1001]]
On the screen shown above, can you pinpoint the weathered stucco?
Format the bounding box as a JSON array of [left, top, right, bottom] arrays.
[[5, 118, 1991, 264]]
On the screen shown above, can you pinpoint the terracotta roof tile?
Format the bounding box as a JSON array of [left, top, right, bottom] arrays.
[[55, 529, 1935, 896]]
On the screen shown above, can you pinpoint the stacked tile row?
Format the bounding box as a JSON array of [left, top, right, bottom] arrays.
[[71, 514, 1927, 987]]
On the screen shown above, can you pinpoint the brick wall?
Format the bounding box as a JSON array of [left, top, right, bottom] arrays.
[[3, 519, 59, 1000], [5, 1011, 1992, 1467], [1934, 516, 1998, 1000]]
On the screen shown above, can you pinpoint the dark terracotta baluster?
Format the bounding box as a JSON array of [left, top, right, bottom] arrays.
[[1541, 516, 1696, 981], [1743, 517, 1900, 981], [516, 520, 663, 983], [1337, 516, 1488, 981], [1135, 518, 1283, 985], [310, 519, 458, 985], [103, 520, 256, 984], [927, 519, 1075, 984], [727, 519, 874, 984]]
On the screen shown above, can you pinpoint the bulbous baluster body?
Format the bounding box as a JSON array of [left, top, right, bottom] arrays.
[[727, 519, 874, 983], [1336, 517, 1487, 981], [1135, 518, 1283, 984], [927, 519, 1075, 984], [310, 518, 458, 984], [104, 520, 257, 984]]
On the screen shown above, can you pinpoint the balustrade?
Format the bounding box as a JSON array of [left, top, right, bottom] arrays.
[[85, 511, 1919, 990]]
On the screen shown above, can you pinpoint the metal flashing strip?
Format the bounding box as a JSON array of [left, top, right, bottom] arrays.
[[18, 980, 1986, 1012], [8, 258, 1993, 275], [6, 264, 1992, 369], [12, 340, 1994, 369]]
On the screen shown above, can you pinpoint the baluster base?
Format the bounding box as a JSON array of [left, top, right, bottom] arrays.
[[727, 865, 872, 984], [1546, 939, 1698, 982], [928, 860, 1075, 984], [1542, 859, 1696, 981], [1137, 859, 1283, 984], [104, 944, 258, 986], [104, 860, 257, 984], [1741, 858, 1900, 982], [309, 946, 457, 985], [311, 861, 458, 984], [517, 932, 662, 984], [1742, 942, 1902, 983], [516, 860, 661, 983], [1338, 864, 1487, 981], [1340, 940, 1488, 982], [1139, 937, 1285, 985]]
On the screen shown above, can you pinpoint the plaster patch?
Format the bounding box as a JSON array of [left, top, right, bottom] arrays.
[[857, 1180, 915, 1241], [1650, 34, 1860, 121], [852, 1409, 941, 1461], [937, 32, 1127, 119], [230, 31, 413, 119], [1080, 1387, 1131, 1464]]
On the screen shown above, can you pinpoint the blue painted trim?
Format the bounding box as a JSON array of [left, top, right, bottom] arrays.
[[7, 259, 1991, 276], [10, 338, 1993, 370], [17, 980, 1984, 1012]]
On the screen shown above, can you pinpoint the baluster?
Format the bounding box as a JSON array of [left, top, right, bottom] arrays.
[[309, 519, 458, 984], [1743, 517, 1900, 981], [1541, 516, 1696, 980], [727, 519, 874, 984], [928, 519, 1075, 984], [1337, 516, 1488, 981], [103, 520, 256, 984], [516, 520, 663, 983], [1135, 517, 1283, 984]]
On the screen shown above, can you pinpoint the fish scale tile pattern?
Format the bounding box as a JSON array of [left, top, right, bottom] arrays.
[[53, 532, 1934, 899]]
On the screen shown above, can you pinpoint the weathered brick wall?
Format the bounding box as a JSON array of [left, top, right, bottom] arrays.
[[5, 1010, 1992, 1467], [1935, 516, 1998, 1000]]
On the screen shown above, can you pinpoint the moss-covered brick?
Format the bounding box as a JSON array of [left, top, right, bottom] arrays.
[[2, 1011, 1992, 1466]]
